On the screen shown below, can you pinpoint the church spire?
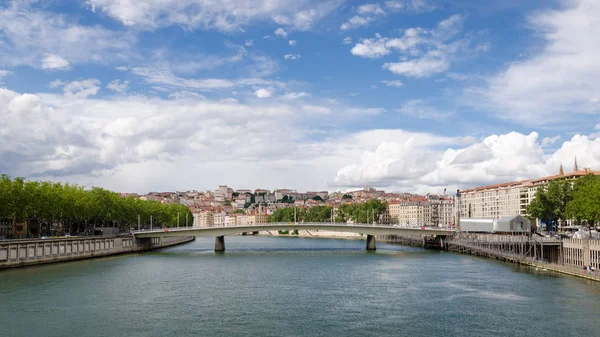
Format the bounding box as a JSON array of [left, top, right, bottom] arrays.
[[574, 156, 579, 172], [559, 163, 564, 176]]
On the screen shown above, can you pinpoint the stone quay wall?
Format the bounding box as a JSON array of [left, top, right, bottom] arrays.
[[0, 235, 194, 270]]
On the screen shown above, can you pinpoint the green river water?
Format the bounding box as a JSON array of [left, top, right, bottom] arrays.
[[1, 236, 600, 337]]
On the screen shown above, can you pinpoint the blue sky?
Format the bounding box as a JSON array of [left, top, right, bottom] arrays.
[[1, 0, 599, 193]]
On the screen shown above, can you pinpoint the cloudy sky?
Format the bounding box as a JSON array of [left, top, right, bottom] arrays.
[[1, 0, 599, 194]]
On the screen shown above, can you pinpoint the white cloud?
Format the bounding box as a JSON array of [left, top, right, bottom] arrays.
[[131, 66, 284, 92], [352, 14, 484, 78], [289, 40, 297, 46], [302, 105, 331, 114], [107, 80, 129, 93], [351, 37, 390, 58], [541, 135, 561, 147], [41, 54, 71, 71], [245, 39, 254, 47], [281, 92, 310, 100], [87, 0, 340, 32], [381, 80, 404, 87], [62, 79, 102, 98], [357, 3, 386, 15], [284, 54, 301, 60], [4, 85, 600, 194], [398, 99, 454, 119], [255, 88, 272, 98], [0, 3, 134, 69], [383, 57, 449, 77], [274, 27, 288, 38], [333, 131, 600, 193], [0, 70, 11, 83], [342, 36, 353, 44], [341, 16, 375, 31], [467, 0, 600, 126], [116, 66, 128, 71], [384, 0, 436, 13]]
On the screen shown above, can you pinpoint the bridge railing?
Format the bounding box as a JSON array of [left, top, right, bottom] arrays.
[[131, 222, 455, 234]]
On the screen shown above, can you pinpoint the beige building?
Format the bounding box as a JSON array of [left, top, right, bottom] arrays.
[[388, 195, 455, 227], [459, 165, 600, 222]]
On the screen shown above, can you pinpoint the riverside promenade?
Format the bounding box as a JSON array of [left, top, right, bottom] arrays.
[[0, 235, 194, 269], [381, 233, 600, 282]]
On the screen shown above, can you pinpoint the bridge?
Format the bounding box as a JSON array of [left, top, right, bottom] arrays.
[[133, 223, 456, 251]]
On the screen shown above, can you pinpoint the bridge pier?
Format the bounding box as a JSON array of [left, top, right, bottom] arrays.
[[215, 236, 225, 252], [366, 235, 376, 251]]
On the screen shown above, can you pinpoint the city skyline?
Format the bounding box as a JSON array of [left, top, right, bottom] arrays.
[[1, 0, 600, 194]]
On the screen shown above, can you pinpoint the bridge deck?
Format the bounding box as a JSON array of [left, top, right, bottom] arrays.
[[133, 223, 455, 238]]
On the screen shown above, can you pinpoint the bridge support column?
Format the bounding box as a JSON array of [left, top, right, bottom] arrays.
[[366, 235, 376, 251], [215, 236, 225, 252]]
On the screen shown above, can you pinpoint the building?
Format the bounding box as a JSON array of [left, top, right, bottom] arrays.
[[193, 211, 214, 227], [387, 195, 456, 227], [459, 163, 600, 222]]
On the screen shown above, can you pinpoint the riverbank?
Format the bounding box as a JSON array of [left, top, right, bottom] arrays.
[[380, 233, 600, 283], [0, 235, 195, 270]]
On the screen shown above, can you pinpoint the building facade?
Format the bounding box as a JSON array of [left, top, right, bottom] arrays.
[[458, 166, 600, 222]]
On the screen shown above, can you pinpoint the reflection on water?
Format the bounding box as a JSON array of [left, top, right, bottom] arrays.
[[1, 236, 600, 337]]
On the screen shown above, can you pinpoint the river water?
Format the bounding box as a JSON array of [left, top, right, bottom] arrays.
[[2, 236, 600, 337]]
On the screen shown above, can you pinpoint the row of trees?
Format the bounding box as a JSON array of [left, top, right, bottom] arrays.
[[527, 174, 600, 231], [0, 175, 192, 238], [268, 199, 388, 224]]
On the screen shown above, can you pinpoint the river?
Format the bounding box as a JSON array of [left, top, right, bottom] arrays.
[[1, 236, 600, 337]]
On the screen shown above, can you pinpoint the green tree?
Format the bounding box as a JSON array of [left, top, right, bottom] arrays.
[[311, 195, 324, 202], [342, 194, 352, 199]]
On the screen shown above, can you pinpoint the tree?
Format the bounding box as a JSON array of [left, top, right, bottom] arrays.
[[342, 194, 352, 199], [566, 174, 600, 229], [311, 195, 324, 202], [527, 186, 556, 232], [0, 175, 194, 237]]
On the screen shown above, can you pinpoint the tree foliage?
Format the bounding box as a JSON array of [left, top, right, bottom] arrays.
[[526, 176, 596, 231], [0, 174, 192, 238], [268, 199, 387, 224]]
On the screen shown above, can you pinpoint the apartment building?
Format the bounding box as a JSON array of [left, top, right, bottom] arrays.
[[459, 163, 600, 220], [388, 195, 455, 227]]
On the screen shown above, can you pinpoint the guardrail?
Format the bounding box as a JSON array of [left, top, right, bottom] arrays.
[[131, 223, 456, 235]]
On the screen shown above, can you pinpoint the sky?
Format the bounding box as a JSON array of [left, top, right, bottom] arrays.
[[1, 0, 600, 194]]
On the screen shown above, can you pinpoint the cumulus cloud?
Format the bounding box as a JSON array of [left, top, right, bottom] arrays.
[[541, 135, 561, 147], [107, 79, 129, 93], [467, 0, 600, 126], [342, 36, 353, 44], [351, 14, 485, 78], [333, 131, 600, 193], [255, 88, 272, 98], [284, 54, 301, 60], [289, 40, 297, 46], [41, 54, 71, 71], [3, 85, 600, 194], [357, 3, 386, 15], [86, 0, 340, 31], [341, 16, 376, 31], [62, 79, 102, 98], [0, 2, 134, 69], [274, 27, 288, 38]]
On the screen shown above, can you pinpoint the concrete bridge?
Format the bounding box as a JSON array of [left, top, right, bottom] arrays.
[[133, 223, 456, 251]]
